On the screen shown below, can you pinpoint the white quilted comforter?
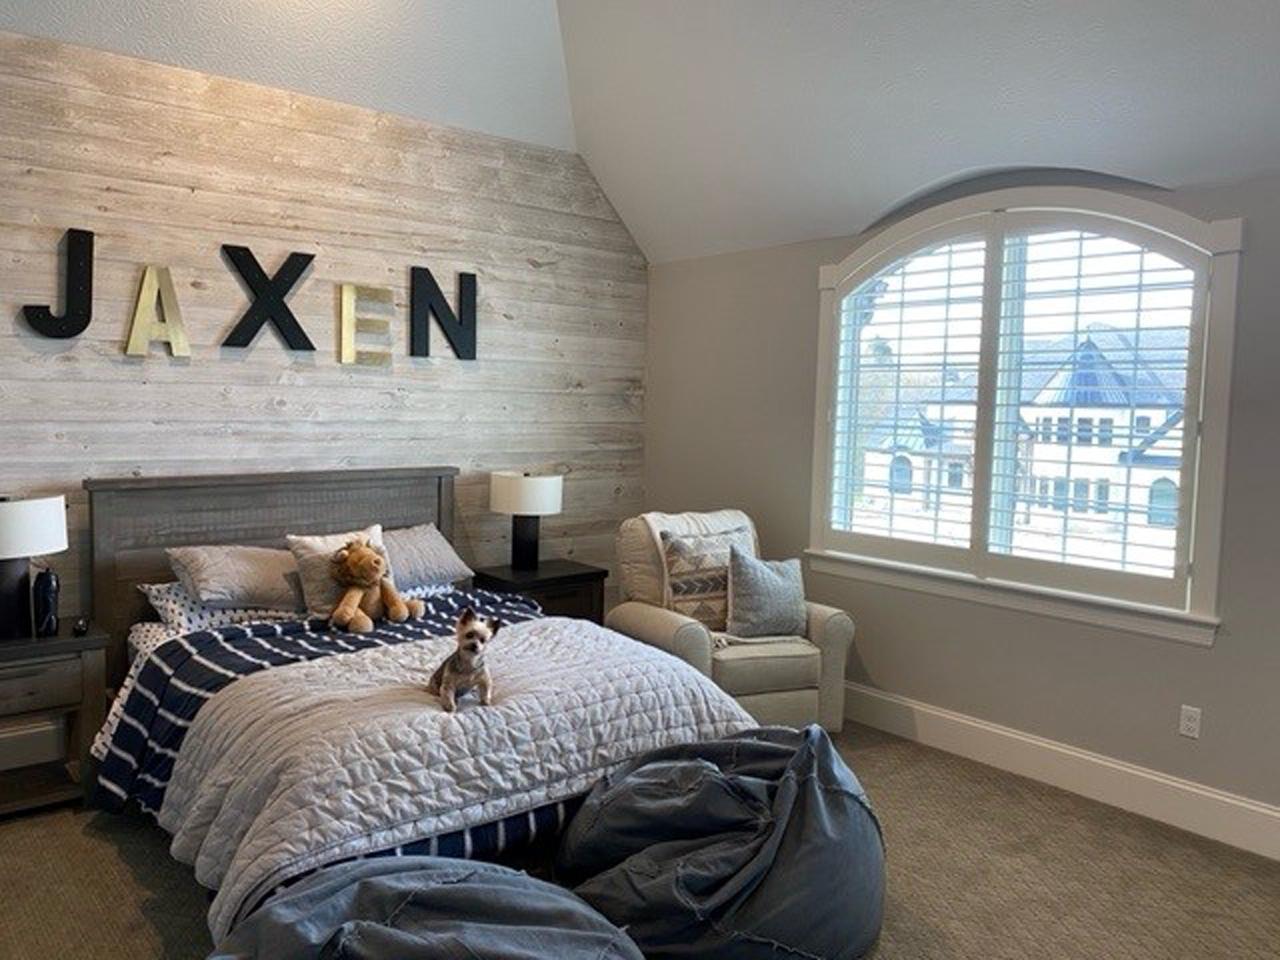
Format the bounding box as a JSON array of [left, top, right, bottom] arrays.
[[156, 616, 753, 939]]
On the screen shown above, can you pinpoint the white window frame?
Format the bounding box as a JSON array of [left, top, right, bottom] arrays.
[[809, 187, 1241, 646]]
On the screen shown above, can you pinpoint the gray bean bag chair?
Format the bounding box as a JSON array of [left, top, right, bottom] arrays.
[[556, 724, 885, 959], [209, 857, 643, 960]]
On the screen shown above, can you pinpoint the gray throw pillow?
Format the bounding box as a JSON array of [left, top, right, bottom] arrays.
[[384, 523, 472, 589], [726, 546, 806, 638], [166, 544, 303, 611]]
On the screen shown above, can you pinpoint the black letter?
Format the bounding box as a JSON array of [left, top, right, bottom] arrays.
[[409, 267, 476, 360], [221, 246, 316, 350], [24, 228, 94, 338]]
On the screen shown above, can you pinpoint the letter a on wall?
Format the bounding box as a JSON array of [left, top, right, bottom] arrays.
[[125, 266, 190, 357]]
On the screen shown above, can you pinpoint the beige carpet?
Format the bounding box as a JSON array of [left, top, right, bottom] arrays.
[[1, 724, 1276, 959]]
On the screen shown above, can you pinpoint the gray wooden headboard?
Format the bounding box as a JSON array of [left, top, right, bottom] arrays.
[[84, 466, 458, 686]]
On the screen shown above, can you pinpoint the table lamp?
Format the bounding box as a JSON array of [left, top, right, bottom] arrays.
[[489, 472, 563, 570], [0, 495, 68, 640]]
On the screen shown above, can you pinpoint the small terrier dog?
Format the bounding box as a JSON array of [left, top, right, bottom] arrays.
[[426, 608, 498, 712]]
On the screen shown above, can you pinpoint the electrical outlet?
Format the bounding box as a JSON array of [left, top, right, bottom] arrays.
[[1179, 704, 1202, 739]]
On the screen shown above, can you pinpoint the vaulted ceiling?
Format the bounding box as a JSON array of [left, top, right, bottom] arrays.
[[5, 2, 1280, 264], [558, 0, 1280, 262], [0, 0, 577, 151]]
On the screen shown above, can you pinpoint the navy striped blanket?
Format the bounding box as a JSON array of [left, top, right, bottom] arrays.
[[248, 793, 587, 918], [95, 588, 541, 816]]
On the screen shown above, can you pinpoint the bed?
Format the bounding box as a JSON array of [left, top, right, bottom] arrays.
[[84, 468, 754, 940]]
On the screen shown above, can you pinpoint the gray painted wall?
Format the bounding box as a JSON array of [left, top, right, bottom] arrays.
[[646, 172, 1280, 806], [0, 0, 576, 150]]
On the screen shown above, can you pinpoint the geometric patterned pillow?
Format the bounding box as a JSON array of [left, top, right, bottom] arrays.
[[137, 581, 299, 636], [659, 526, 756, 631]]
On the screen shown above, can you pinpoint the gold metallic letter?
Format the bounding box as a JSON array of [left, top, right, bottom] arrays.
[[338, 283, 394, 366], [125, 266, 190, 357]]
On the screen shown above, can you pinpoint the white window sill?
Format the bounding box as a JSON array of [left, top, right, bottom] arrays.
[[805, 549, 1218, 647]]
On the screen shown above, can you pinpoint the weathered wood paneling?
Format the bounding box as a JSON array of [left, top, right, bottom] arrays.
[[0, 32, 645, 615]]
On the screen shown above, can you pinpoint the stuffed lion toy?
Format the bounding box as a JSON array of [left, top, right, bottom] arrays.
[[328, 537, 426, 633]]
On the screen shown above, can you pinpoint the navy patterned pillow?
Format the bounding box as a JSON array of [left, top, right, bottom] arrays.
[[138, 582, 298, 635]]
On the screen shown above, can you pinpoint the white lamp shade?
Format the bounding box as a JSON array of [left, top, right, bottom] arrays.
[[489, 472, 563, 517], [0, 495, 68, 560]]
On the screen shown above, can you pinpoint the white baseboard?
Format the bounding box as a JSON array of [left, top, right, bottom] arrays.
[[845, 681, 1280, 861]]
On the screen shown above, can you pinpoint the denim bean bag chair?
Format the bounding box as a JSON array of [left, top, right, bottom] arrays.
[[556, 725, 885, 959], [209, 857, 642, 960]]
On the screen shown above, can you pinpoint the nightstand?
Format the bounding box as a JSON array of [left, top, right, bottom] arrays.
[[0, 621, 108, 814], [473, 560, 608, 624]]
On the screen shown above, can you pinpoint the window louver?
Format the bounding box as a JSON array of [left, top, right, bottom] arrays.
[[827, 224, 1201, 592], [830, 239, 985, 548], [988, 231, 1194, 577]]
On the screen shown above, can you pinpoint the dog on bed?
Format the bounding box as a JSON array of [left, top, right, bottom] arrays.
[[426, 608, 498, 712]]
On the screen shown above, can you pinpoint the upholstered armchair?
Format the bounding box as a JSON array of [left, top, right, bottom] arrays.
[[605, 510, 854, 732]]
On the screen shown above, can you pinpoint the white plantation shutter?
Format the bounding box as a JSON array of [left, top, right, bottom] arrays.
[[830, 238, 985, 550], [988, 230, 1196, 579], [818, 198, 1222, 611]]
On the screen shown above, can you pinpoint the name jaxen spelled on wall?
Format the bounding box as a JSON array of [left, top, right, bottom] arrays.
[[22, 228, 479, 363]]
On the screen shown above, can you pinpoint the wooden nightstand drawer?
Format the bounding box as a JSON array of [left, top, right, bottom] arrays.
[[473, 560, 608, 625], [0, 623, 108, 814], [0, 716, 67, 771], [0, 656, 82, 717], [531, 584, 601, 622]]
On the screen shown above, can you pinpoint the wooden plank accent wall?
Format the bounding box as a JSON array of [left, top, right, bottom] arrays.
[[0, 32, 646, 615]]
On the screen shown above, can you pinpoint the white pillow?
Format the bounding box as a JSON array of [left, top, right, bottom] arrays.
[[138, 581, 298, 635], [127, 621, 173, 664], [286, 525, 388, 619]]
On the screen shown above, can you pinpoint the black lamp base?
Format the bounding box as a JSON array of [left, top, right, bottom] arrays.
[[511, 515, 540, 570], [0, 556, 32, 641]]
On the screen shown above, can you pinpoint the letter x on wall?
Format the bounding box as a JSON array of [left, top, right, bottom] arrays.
[[221, 245, 316, 350]]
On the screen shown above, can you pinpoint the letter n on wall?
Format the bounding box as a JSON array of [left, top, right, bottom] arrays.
[[409, 267, 477, 360]]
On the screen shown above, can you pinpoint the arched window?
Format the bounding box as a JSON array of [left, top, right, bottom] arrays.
[[1148, 479, 1178, 528], [889, 455, 913, 494], [813, 186, 1240, 623]]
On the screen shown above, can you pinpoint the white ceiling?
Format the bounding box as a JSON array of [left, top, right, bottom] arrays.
[[0, 0, 577, 151], [558, 0, 1280, 262]]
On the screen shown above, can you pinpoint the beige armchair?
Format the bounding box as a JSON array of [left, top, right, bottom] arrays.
[[605, 511, 854, 732]]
